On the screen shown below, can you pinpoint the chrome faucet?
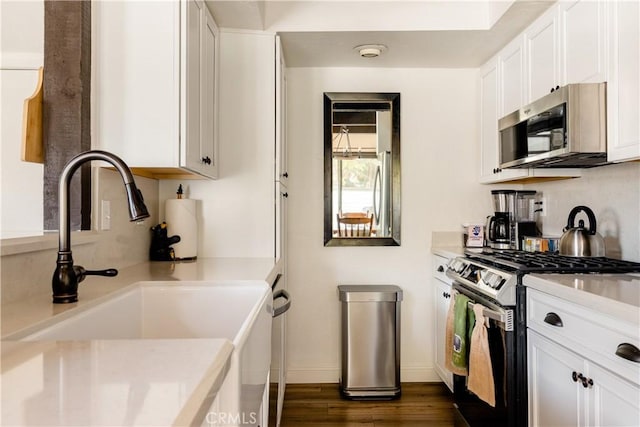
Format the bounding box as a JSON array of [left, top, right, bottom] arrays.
[[52, 150, 150, 303]]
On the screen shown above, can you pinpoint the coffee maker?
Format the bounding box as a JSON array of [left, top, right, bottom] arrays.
[[487, 190, 514, 249], [487, 190, 540, 249], [512, 191, 539, 249]]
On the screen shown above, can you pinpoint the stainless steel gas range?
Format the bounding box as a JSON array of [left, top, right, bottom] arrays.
[[445, 249, 640, 427]]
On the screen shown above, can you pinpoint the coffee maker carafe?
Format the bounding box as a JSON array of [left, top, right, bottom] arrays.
[[486, 190, 515, 249]]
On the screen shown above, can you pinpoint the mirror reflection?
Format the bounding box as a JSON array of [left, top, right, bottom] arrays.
[[324, 93, 400, 246]]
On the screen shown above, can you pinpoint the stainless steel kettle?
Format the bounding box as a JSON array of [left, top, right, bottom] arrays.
[[559, 206, 605, 257]]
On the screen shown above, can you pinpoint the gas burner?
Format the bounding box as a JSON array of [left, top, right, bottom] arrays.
[[465, 249, 640, 274]]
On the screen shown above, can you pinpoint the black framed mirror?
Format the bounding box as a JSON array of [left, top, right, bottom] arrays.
[[324, 92, 400, 246]]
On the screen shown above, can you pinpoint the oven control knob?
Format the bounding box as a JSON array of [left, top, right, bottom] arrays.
[[491, 275, 506, 289]]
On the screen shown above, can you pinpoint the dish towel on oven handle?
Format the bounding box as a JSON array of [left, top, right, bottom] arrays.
[[446, 291, 472, 376], [468, 303, 496, 407]]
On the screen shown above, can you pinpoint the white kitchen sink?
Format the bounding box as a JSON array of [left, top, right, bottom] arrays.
[[8, 281, 273, 427]]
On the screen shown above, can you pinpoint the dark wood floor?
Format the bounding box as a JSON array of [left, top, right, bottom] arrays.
[[269, 383, 463, 427]]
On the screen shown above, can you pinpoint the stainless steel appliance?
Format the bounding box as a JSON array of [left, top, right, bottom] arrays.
[[487, 190, 515, 249], [445, 249, 640, 427], [498, 83, 607, 169], [512, 191, 539, 250], [487, 190, 540, 250]]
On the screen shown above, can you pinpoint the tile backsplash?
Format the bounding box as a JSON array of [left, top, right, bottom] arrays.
[[1, 168, 159, 305], [524, 161, 640, 262]]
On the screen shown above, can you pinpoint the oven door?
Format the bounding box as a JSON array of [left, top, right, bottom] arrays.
[[451, 282, 517, 427]]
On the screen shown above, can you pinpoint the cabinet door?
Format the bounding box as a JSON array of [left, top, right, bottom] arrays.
[[500, 36, 525, 117], [182, 0, 218, 178], [182, 0, 203, 171], [93, 0, 180, 167], [479, 58, 528, 184], [479, 58, 500, 182], [526, 7, 559, 102], [559, 0, 608, 85], [434, 278, 453, 392], [607, 0, 640, 162], [275, 36, 288, 184], [528, 330, 584, 427], [587, 362, 640, 427], [200, 7, 219, 177]]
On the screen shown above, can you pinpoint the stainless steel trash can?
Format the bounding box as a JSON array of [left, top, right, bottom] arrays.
[[338, 285, 403, 399]]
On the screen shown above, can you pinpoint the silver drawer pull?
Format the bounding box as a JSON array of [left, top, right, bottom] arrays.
[[273, 289, 291, 318], [544, 312, 563, 327], [615, 343, 640, 363]]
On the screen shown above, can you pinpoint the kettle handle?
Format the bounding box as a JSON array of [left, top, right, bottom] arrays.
[[566, 206, 597, 235]]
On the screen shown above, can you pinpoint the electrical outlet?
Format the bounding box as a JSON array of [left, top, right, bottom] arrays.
[[101, 200, 111, 230], [539, 197, 547, 217]]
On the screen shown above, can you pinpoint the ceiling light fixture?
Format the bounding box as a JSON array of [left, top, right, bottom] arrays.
[[354, 44, 387, 58]]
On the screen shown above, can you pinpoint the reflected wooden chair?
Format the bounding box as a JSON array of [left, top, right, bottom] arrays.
[[336, 213, 374, 237]]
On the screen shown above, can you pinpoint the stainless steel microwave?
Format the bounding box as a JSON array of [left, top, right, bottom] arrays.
[[498, 83, 607, 168]]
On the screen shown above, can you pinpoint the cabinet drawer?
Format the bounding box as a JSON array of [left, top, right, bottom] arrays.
[[527, 288, 640, 384]]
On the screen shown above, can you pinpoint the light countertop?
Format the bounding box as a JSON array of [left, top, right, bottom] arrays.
[[1, 257, 277, 427], [2, 257, 278, 338], [431, 246, 465, 259], [1, 339, 234, 427], [524, 273, 640, 325]]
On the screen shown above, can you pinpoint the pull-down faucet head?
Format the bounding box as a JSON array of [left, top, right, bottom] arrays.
[[52, 150, 150, 303]]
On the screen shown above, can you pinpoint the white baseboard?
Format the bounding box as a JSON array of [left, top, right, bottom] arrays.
[[279, 366, 443, 384]]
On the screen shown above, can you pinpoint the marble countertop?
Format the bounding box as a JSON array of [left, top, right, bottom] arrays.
[[524, 273, 640, 325], [1, 257, 277, 427]]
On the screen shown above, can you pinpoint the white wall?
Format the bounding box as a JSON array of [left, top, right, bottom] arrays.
[[158, 30, 276, 259], [524, 162, 640, 262], [285, 67, 492, 383], [0, 0, 44, 238]]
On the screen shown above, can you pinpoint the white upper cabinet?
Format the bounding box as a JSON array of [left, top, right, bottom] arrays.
[[607, 0, 640, 162], [500, 36, 525, 117], [93, 0, 219, 179], [479, 58, 528, 183], [525, 6, 559, 102], [479, 0, 639, 182], [559, 0, 608, 85], [525, 0, 608, 102]]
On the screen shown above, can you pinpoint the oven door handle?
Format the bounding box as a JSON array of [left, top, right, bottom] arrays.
[[467, 300, 514, 331]]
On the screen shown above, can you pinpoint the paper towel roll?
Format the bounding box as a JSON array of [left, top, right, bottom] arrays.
[[165, 198, 198, 259]]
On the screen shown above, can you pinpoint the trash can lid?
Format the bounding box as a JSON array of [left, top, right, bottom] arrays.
[[338, 285, 403, 302]]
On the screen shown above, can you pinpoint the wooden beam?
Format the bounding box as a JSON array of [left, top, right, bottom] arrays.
[[43, 1, 92, 231]]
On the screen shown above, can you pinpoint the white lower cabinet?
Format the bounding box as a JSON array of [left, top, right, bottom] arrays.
[[527, 287, 640, 427], [432, 254, 453, 392], [528, 330, 585, 427], [528, 331, 640, 427]]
